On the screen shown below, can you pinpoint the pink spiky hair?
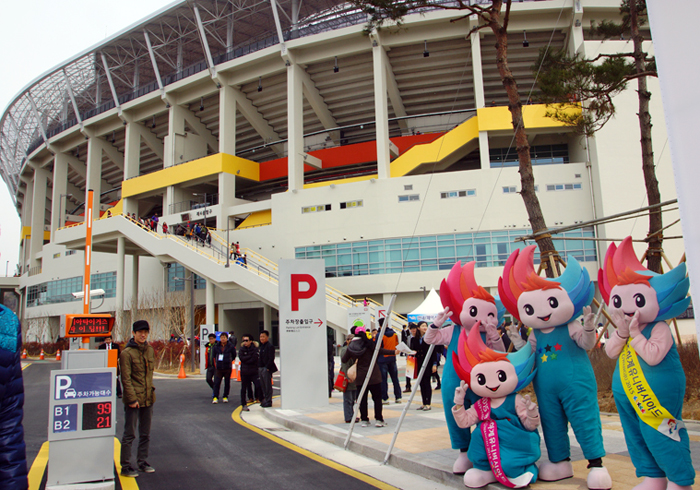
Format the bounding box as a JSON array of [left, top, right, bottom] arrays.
[[452, 322, 507, 384], [439, 261, 496, 326], [598, 236, 653, 304]]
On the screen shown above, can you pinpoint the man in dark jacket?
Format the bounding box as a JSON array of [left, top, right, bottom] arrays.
[[212, 332, 236, 404], [0, 304, 28, 490], [258, 330, 277, 408], [204, 333, 217, 390], [237, 334, 260, 411], [120, 320, 156, 477], [98, 335, 122, 397]]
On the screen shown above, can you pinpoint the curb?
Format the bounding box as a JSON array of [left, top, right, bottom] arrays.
[[262, 408, 468, 489]]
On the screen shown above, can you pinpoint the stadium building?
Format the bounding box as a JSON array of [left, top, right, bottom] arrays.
[[0, 0, 689, 342]]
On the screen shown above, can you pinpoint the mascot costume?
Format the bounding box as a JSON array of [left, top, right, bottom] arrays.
[[451, 323, 540, 488], [498, 246, 611, 490], [601, 237, 694, 490], [426, 261, 506, 474]]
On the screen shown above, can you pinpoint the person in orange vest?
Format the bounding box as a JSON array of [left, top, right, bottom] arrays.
[[377, 318, 402, 405]]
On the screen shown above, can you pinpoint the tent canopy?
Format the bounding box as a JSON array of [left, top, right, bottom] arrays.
[[407, 288, 444, 323]]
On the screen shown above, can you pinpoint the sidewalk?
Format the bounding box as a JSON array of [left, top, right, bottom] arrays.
[[241, 355, 700, 490]]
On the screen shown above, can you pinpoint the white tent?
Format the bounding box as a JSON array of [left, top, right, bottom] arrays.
[[406, 288, 444, 323]]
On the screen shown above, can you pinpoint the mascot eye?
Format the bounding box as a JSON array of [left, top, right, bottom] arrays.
[[634, 294, 646, 308], [548, 297, 559, 308], [524, 304, 534, 316], [612, 295, 622, 309], [497, 370, 507, 382], [469, 306, 478, 317], [476, 373, 486, 385]]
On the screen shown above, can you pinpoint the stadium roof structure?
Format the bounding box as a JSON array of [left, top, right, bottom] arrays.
[[0, 0, 564, 207]]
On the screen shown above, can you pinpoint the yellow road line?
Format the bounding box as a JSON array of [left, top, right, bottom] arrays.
[[27, 441, 49, 490], [231, 405, 399, 490], [27, 438, 138, 490], [22, 362, 31, 370]]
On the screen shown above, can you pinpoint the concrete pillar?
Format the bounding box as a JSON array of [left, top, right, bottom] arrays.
[[86, 137, 103, 213], [30, 167, 49, 267], [116, 237, 125, 338], [372, 43, 390, 179], [206, 280, 215, 324], [130, 255, 139, 315], [219, 85, 237, 155], [470, 18, 485, 109], [287, 62, 304, 191], [478, 132, 490, 170], [218, 172, 236, 218], [164, 104, 187, 168], [21, 184, 33, 273], [51, 153, 68, 237], [123, 121, 141, 216], [569, 2, 585, 55], [263, 304, 272, 333]]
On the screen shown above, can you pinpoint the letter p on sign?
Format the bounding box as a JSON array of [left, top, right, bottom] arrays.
[[291, 274, 317, 311]]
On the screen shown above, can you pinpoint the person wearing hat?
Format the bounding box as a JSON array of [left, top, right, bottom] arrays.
[[119, 320, 156, 478]]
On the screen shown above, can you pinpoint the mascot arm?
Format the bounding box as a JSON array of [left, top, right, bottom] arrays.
[[452, 403, 479, 429], [424, 323, 453, 346], [629, 322, 674, 366], [515, 394, 541, 431], [484, 320, 506, 352], [568, 321, 596, 350], [604, 330, 627, 360]]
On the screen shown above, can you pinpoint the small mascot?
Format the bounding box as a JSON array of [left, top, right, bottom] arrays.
[[451, 322, 540, 488], [498, 246, 611, 489], [426, 261, 505, 474], [601, 237, 694, 490]]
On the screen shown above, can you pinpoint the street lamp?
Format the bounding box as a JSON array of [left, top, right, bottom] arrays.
[[173, 273, 197, 371], [60, 193, 73, 227]]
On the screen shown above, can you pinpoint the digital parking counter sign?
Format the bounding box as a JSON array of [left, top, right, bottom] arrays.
[[49, 367, 116, 442]]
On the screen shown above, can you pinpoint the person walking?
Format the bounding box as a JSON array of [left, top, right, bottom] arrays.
[[204, 333, 217, 391], [404, 323, 418, 392], [212, 332, 236, 404], [237, 334, 260, 411], [119, 320, 156, 477], [377, 319, 402, 405], [258, 330, 277, 407], [411, 321, 438, 411], [339, 334, 358, 423], [341, 327, 396, 427]]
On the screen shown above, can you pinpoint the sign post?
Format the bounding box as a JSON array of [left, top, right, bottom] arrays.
[[278, 260, 328, 409]]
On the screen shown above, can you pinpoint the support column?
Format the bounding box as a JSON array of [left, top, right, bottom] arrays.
[[21, 183, 34, 273], [130, 255, 139, 317], [86, 137, 103, 214], [470, 17, 485, 109], [116, 237, 125, 338], [123, 121, 141, 216], [263, 304, 272, 334], [569, 1, 585, 55], [206, 280, 215, 324], [218, 172, 236, 218], [51, 153, 68, 237], [30, 167, 49, 267], [287, 62, 304, 191], [372, 43, 390, 179], [219, 85, 237, 155], [164, 104, 187, 168], [478, 132, 490, 170]]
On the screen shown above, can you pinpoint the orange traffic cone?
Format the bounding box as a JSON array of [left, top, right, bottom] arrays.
[[177, 354, 187, 379], [56, 350, 61, 361], [21, 349, 27, 359], [39, 349, 45, 360], [230, 361, 241, 380]]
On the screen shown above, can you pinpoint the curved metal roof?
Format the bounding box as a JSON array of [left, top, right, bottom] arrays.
[[0, 0, 369, 202]]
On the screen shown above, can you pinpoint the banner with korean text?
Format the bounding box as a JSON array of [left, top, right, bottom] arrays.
[[278, 259, 329, 409]]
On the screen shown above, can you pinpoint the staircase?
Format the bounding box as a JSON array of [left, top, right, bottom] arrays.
[[57, 215, 407, 332]]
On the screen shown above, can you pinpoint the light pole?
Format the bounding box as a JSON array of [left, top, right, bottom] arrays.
[[59, 193, 73, 227]]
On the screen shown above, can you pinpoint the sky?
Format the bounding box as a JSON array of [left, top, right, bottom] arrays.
[[0, 0, 178, 275]]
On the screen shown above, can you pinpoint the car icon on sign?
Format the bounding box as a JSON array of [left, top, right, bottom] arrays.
[[65, 388, 77, 398]]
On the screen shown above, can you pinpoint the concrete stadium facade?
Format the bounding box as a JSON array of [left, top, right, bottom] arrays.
[[0, 0, 689, 343]]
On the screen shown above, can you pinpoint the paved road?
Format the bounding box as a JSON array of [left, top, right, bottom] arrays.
[[22, 361, 385, 490]]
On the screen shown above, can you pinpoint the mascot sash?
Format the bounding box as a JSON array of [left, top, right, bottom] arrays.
[[474, 398, 516, 488], [619, 341, 685, 442]]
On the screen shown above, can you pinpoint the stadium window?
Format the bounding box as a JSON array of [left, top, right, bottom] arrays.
[[340, 200, 363, 209], [490, 144, 570, 167], [398, 194, 420, 202], [440, 189, 475, 199], [502, 186, 517, 194], [302, 204, 331, 213], [404, 185, 413, 191]]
